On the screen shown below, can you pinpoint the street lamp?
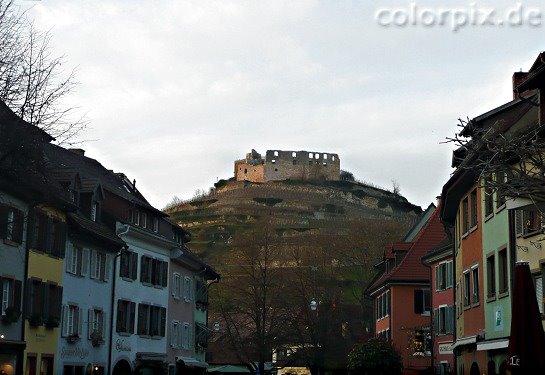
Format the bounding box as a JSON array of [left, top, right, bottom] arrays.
[[310, 298, 317, 311]]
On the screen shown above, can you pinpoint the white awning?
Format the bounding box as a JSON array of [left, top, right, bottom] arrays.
[[176, 356, 208, 368], [477, 338, 509, 351], [451, 335, 477, 349]]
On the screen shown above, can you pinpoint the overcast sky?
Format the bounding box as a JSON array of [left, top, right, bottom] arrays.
[[19, 0, 545, 209]]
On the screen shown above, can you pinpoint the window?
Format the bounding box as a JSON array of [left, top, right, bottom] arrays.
[[498, 249, 508, 294], [462, 198, 469, 234], [435, 261, 453, 291], [172, 273, 181, 299], [376, 290, 390, 319], [182, 322, 191, 349], [470, 189, 478, 227], [523, 210, 542, 235], [308, 153, 313, 158], [137, 304, 166, 337], [323, 153, 328, 159], [0, 277, 21, 318], [0, 205, 24, 244], [484, 178, 494, 217], [434, 305, 454, 335], [535, 272, 543, 315], [141, 257, 167, 287], [472, 267, 480, 304], [134, 209, 140, 226], [271, 159, 276, 164], [120, 251, 138, 280], [274, 151, 278, 157], [414, 289, 431, 315], [184, 276, 193, 302], [91, 202, 99, 222], [1, 279, 9, 315], [90, 250, 110, 282], [463, 271, 471, 307], [412, 328, 431, 356], [153, 217, 159, 232], [25, 280, 61, 326], [66, 246, 89, 277], [171, 320, 182, 348], [62, 304, 81, 337], [195, 279, 209, 306], [495, 172, 506, 208], [29, 209, 66, 257], [142, 212, 147, 228], [292, 152, 297, 157], [116, 300, 135, 334], [88, 308, 105, 341], [487, 254, 496, 299]]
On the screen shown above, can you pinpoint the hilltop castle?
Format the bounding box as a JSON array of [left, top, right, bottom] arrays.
[[234, 149, 340, 183]]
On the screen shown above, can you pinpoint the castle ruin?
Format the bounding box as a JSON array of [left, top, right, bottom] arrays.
[[234, 149, 340, 183]]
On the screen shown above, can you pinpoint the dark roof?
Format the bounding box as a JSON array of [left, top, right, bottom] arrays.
[[366, 205, 446, 295], [421, 237, 453, 265], [44, 143, 167, 216], [516, 52, 545, 92], [0, 100, 54, 142], [67, 213, 126, 248]]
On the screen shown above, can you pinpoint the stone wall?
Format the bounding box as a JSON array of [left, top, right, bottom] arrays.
[[264, 150, 340, 181], [234, 149, 340, 182]]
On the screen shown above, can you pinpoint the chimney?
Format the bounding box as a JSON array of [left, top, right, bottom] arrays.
[[512, 71, 529, 99], [69, 148, 85, 156]]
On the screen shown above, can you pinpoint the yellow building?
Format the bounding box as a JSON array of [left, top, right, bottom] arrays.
[[24, 205, 68, 375]]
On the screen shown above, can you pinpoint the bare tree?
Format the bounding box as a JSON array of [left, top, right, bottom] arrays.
[[445, 112, 545, 203], [0, 0, 85, 144], [217, 217, 295, 375]]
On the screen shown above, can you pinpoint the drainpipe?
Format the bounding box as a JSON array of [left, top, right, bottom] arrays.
[[109, 224, 130, 375]]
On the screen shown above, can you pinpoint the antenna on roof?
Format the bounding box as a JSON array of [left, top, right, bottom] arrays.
[[132, 179, 136, 193]]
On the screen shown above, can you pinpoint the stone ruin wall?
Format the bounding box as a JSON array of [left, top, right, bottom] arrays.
[[235, 149, 340, 182]]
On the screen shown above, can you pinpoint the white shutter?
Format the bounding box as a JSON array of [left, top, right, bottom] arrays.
[[90, 250, 97, 279], [446, 261, 453, 289], [515, 210, 523, 236], [170, 321, 176, 347], [61, 305, 68, 337], [536, 276, 543, 314], [435, 265, 440, 290], [104, 254, 111, 282], [65, 246, 73, 273], [81, 248, 89, 277]]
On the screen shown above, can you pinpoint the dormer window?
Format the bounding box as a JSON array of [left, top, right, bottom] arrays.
[[69, 189, 79, 205], [91, 202, 99, 222], [134, 209, 140, 226], [142, 212, 147, 228], [153, 217, 159, 232]]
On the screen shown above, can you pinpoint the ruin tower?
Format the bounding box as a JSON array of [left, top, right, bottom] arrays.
[[234, 149, 340, 182]]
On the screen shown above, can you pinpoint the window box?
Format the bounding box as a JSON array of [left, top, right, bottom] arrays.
[[90, 330, 104, 347], [29, 314, 43, 327], [1, 307, 21, 324], [45, 316, 60, 328], [67, 334, 80, 344]]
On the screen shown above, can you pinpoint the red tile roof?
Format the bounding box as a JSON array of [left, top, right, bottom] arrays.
[[366, 205, 446, 295]]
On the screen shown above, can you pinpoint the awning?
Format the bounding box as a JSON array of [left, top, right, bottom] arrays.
[[207, 365, 251, 374], [451, 335, 477, 349], [477, 338, 509, 351], [176, 356, 208, 368]]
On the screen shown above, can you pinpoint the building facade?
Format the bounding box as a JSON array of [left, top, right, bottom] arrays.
[[366, 204, 446, 375]]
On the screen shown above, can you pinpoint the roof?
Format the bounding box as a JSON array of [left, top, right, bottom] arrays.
[[366, 204, 446, 296], [44, 143, 167, 216], [421, 237, 453, 265], [0, 100, 54, 142], [516, 52, 545, 92], [403, 203, 436, 241], [67, 213, 126, 248]]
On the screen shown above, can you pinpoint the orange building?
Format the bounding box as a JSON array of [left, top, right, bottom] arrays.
[[366, 203, 446, 374], [441, 173, 487, 374]]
